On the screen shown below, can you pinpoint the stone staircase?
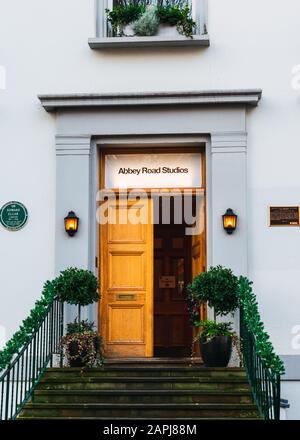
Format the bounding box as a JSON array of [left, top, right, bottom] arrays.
[[19, 359, 260, 420]]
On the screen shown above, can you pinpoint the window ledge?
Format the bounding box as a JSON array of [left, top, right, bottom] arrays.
[[88, 35, 210, 49]]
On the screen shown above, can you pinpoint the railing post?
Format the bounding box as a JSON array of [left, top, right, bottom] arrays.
[[59, 301, 64, 368], [4, 370, 10, 420], [49, 303, 54, 368], [274, 374, 281, 420], [31, 334, 37, 402]]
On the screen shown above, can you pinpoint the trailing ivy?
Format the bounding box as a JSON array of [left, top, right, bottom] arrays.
[[0, 280, 57, 372], [238, 276, 285, 375]]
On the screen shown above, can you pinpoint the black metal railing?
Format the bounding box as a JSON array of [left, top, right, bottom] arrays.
[[240, 308, 281, 420], [0, 298, 64, 420]]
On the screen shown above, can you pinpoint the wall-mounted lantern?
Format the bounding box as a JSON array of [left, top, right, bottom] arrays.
[[64, 211, 79, 237], [222, 208, 237, 235]]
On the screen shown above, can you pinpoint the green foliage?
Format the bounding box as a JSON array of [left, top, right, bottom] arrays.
[[106, 1, 195, 38], [195, 320, 234, 340], [156, 4, 195, 37], [55, 268, 99, 307], [187, 266, 239, 318], [0, 268, 100, 372], [106, 3, 146, 35], [185, 288, 201, 325], [187, 267, 284, 375], [0, 280, 57, 372], [66, 319, 95, 335], [133, 6, 160, 36], [238, 276, 285, 375]]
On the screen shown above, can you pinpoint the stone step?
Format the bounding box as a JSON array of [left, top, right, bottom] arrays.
[[104, 357, 203, 366], [38, 376, 250, 391], [33, 389, 253, 404], [18, 416, 262, 420], [20, 403, 260, 419], [43, 367, 247, 379]]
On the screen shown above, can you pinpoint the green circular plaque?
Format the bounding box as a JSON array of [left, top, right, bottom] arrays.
[[0, 201, 28, 231]]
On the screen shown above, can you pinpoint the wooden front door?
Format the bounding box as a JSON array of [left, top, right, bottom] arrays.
[[100, 197, 153, 357], [154, 223, 193, 357]]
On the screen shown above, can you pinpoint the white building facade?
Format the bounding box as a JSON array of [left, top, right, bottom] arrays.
[[1, 0, 300, 419]]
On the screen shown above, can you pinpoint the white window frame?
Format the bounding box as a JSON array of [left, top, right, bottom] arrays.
[[95, 0, 208, 38]]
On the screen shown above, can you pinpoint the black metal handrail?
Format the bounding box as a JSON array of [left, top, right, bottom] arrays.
[[240, 308, 281, 420], [0, 298, 64, 420]]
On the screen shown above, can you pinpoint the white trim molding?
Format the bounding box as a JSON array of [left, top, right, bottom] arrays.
[[55, 135, 92, 157], [211, 132, 248, 154], [88, 34, 210, 49], [39, 89, 262, 112]]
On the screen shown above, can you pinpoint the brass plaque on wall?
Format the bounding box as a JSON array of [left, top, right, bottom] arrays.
[[269, 206, 300, 226], [116, 294, 137, 301], [159, 276, 176, 289]]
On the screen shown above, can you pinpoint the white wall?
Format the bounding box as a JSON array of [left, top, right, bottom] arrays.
[[0, 0, 300, 391], [281, 382, 300, 420]]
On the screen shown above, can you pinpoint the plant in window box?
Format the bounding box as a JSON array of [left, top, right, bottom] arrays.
[[156, 3, 196, 38], [187, 266, 240, 367], [106, 1, 196, 38], [55, 267, 102, 368], [106, 2, 147, 36], [133, 5, 160, 36]]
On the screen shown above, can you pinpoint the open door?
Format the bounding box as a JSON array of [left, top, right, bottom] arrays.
[[191, 192, 207, 356], [191, 232, 207, 320], [100, 196, 153, 357]]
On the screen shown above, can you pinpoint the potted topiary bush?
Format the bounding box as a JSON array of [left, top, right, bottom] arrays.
[[187, 266, 240, 367], [55, 267, 102, 368]]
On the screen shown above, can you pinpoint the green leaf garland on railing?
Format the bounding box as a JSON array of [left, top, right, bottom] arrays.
[[0, 280, 57, 372], [238, 276, 285, 376]]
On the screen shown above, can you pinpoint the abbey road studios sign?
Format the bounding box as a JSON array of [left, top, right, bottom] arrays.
[[269, 206, 300, 227], [0, 201, 28, 231], [105, 153, 202, 189]]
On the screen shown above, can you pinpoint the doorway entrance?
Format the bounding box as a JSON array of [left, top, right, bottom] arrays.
[[99, 148, 206, 358], [154, 222, 192, 357]]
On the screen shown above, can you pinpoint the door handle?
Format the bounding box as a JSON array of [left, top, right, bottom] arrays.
[[178, 280, 184, 293]]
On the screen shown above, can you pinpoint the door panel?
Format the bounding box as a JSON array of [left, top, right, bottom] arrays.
[[191, 225, 207, 321], [108, 251, 145, 290], [100, 198, 153, 358], [191, 204, 207, 357], [108, 305, 144, 342]]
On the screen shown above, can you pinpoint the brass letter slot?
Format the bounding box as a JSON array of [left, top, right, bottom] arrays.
[[116, 294, 137, 301]]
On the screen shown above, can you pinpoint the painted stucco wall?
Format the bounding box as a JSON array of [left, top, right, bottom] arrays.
[[1, 0, 300, 415]]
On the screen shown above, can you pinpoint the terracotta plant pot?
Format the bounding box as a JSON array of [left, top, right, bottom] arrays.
[[199, 335, 232, 367]]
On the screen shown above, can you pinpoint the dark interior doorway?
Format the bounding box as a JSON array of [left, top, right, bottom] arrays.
[[153, 197, 193, 357]]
